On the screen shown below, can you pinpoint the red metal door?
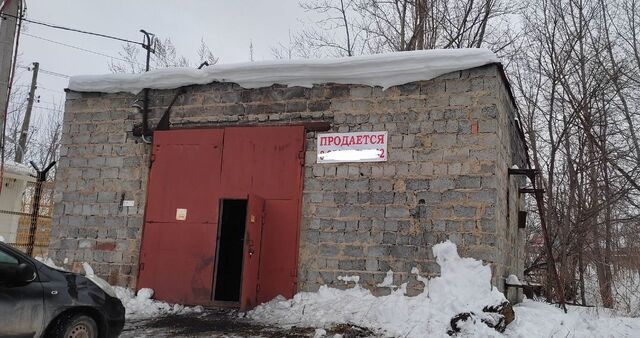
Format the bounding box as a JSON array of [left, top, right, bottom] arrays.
[[220, 126, 305, 306], [137, 129, 224, 305], [240, 194, 264, 311]]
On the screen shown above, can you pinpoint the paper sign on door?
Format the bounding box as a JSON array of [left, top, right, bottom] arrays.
[[176, 208, 187, 221]]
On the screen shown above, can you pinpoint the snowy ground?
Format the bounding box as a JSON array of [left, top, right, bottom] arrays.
[[120, 301, 640, 338], [120, 308, 378, 338], [117, 241, 640, 337], [34, 241, 640, 337]]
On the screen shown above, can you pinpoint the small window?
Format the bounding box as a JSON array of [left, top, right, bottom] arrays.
[[0, 249, 18, 265]]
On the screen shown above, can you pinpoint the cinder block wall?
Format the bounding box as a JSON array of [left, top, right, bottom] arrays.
[[50, 64, 526, 296]]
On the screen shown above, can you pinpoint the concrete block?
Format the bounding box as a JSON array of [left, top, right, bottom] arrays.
[[385, 206, 410, 218]]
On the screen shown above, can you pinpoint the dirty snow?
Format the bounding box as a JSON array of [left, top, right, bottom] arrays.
[[34, 256, 65, 270], [68, 48, 499, 94], [249, 241, 640, 337], [114, 287, 204, 320], [337, 275, 360, 284], [376, 270, 396, 288]]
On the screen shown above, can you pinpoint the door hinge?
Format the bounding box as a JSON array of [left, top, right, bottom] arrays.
[[149, 153, 156, 168], [298, 150, 305, 165], [256, 283, 261, 293], [139, 262, 145, 271]]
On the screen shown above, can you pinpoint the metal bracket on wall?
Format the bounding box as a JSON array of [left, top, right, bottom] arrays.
[[508, 166, 567, 312], [507, 168, 539, 179], [518, 188, 545, 195], [155, 88, 187, 131]]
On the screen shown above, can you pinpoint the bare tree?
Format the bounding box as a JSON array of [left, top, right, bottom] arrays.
[[514, 0, 640, 309], [109, 36, 219, 73], [292, 0, 366, 57], [288, 0, 519, 58]]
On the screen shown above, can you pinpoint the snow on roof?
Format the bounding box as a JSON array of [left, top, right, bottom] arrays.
[[2, 160, 35, 178], [68, 48, 499, 94]]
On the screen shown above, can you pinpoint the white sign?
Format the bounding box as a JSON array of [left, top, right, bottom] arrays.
[[176, 208, 187, 221], [317, 131, 388, 163], [122, 200, 135, 207]]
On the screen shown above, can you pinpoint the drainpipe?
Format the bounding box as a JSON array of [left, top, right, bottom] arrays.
[[140, 29, 154, 143]]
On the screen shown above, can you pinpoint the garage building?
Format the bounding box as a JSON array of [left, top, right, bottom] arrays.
[[49, 48, 528, 310]]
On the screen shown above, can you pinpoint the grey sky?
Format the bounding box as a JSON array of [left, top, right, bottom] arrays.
[[15, 0, 306, 107]]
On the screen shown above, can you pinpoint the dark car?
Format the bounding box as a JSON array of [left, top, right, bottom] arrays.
[[0, 242, 125, 338]]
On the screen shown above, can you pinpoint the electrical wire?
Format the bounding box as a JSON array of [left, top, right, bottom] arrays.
[[35, 85, 65, 94], [19, 66, 69, 79], [38, 69, 69, 79], [33, 105, 64, 113], [0, 12, 142, 46], [21, 32, 144, 66]]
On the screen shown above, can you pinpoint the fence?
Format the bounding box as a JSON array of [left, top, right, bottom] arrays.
[[1, 179, 54, 257]]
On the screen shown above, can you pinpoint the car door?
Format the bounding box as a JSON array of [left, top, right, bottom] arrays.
[[0, 246, 44, 338]]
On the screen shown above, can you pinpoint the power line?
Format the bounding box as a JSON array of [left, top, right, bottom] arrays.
[[33, 105, 64, 113], [20, 66, 69, 79], [21, 32, 142, 66], [0, 12, 142, 46], [35, 85, 65, 94], [38, 69, 69, 79], [13, 84, 65, 94]]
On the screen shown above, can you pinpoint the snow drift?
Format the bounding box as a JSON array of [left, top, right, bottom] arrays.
[[249, 240, 507, 337], [68, 48, 499, 94], [114, 287, 203, 320], [248, 241, 640, 337]]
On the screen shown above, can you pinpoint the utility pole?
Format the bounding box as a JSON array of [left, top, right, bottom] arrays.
[[0, 0, 19, 156], [15, 61, 37, 163]]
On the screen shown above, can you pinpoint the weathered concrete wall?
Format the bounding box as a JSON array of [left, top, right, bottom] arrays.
[[495, 75, 528, 302], [297, 65, 526, 295], [50, 64, 527, 297]]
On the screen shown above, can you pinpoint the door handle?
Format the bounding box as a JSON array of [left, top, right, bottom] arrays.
[[249, 248, 255, 257]]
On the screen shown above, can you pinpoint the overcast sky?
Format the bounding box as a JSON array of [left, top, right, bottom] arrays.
[[14, 0, 307, 110]]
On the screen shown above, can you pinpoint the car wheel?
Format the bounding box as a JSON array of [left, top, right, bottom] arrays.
[[54, 314, 98, 338]]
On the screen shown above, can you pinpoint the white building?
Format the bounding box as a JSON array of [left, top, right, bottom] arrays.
[[0, 161, 35, 243]]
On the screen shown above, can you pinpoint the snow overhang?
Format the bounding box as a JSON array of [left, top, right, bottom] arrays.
[[67, 48, 500, 94], [2, 161, 36, 182]]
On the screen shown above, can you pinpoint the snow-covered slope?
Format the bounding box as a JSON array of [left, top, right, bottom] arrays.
[[68, 48, 499, 94]]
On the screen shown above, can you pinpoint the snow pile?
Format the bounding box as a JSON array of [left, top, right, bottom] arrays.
[[82, 262, 95, 276], [506, 274, 521, 286], [249, 240, 506, 337], [0, 236, 4, 242], [114, 287, 203, 320], [68, 48, 499, 94], [250, 240, 640, 337]]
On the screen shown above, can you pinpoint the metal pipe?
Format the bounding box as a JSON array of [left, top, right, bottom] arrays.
[[139, 30, 154, 142]]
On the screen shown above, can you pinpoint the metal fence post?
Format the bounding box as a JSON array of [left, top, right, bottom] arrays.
[[25, 161, 55, 256]]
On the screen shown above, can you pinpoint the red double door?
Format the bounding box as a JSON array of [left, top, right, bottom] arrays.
[[137, 126, 305, 310]]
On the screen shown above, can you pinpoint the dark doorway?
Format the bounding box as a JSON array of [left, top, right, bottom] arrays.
[[213, 199, 248, 302]]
